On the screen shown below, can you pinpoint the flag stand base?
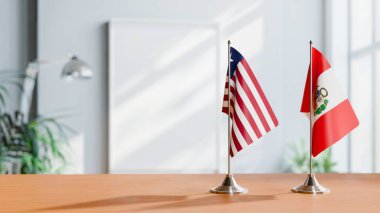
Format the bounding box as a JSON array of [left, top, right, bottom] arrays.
[[210, 174, 248, 194], [291, 174, 330, 194]]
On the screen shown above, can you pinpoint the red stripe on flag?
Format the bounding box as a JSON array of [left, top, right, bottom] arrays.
[[231, 75, 236, 82], [233, 108, 254, 145], [241, 59, 279, 127], [222, 99, 235, 119], [222, 78, 236, 116], [223, 82, 236, 94], [236, 68, 271, 133], [235, 89, 262, 140], [230, 86, 235, 96], [231, 128, 243, 152], [312, 99, 359, 157]]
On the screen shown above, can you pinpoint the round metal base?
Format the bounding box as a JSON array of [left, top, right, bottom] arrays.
[[210, 175, 248, 194], [291, 174, 330, 194]]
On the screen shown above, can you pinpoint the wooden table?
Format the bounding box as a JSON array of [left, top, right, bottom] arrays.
[[0, 174, 379, 212]]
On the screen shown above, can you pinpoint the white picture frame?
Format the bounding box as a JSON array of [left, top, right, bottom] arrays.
[[108, 18, 223, 173]]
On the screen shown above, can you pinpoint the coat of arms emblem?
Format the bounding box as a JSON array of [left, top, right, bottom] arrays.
[[314, 86, 328, 115]]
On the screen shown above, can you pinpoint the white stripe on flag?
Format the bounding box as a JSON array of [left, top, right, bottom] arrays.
[[237, 63, 276, 129], [235, 76, 266, 135], [230, 136, 238, 156], [224, 86, 235, 101], [229, 92, 235, 102], [232, 118, 250, 149], [234, 101, 259, 142], [230, 79, 236, 88]]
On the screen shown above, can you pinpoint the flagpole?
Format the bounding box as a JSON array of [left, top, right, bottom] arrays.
[[227, 40, 231, 176], [291, 40, 329, 194], [210, 40, 247, 194], [309, 40, 313, 176]]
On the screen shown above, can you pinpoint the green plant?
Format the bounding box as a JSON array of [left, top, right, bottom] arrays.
[[0, 70, 73, 174], [0, 111, 74, 174], [285, 139, 337, 173]]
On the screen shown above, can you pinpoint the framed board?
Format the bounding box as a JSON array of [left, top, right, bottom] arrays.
[[108, 19, 223, 173]]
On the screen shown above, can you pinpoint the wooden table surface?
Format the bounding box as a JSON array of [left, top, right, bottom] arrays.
[[0, 174, 379, 213]]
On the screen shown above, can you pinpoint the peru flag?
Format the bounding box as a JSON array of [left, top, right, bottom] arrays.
[[301, 47, 359, 157]]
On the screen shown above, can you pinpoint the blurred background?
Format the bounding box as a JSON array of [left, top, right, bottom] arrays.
[[0, 0, 378, 174]]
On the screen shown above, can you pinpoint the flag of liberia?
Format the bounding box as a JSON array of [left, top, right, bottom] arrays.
[[301, 47, 359, 157], [222, 47, 278, 157]]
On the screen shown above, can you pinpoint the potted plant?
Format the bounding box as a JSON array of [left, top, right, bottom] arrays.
[[0, 70, 73, 174]]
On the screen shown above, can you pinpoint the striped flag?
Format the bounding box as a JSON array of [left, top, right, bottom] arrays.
[[301, 47, 359, 156], [222, 47, 279, 157]]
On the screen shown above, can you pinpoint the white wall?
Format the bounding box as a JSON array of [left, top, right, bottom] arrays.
[[325, 0, 350, 172], [38, 0, 324, 173], [326, 0, 380, 173], [0, 0, 30, 112]]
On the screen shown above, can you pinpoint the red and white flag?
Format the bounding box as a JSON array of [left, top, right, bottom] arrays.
[[222, 47, 278, 157], [301, 47, 359, 157]]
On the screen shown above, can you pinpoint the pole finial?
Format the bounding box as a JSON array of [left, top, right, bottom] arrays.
[[309, 40, 313, 45], [228, 40, 231, 44]]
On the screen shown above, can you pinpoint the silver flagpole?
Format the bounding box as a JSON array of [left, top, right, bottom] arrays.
[[210, 40, 247, 194], [227, 40, 232, 176], [291, 41, 329, 194], [309, 40, 313, 176]]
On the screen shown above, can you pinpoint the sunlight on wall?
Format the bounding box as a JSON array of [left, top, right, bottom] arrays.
[[155, 27, 218, 70], [215, 0, 262, 27], [350, 55, 373, 172], [229, 17, 264, 56]]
